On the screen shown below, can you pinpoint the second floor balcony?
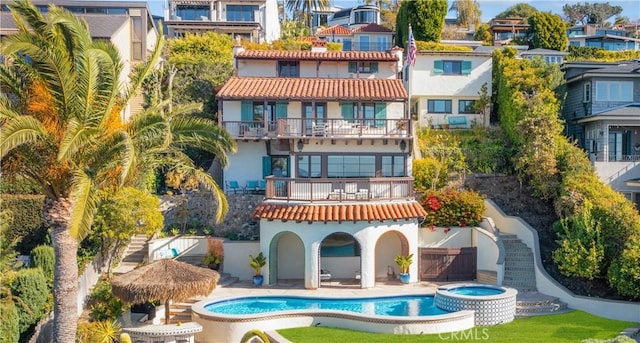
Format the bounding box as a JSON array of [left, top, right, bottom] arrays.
[[224, 118, 410, 139]]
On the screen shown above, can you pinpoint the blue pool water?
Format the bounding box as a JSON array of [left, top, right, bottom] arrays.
[[205, 295, 451, 316], [447, 286, 504, 296]]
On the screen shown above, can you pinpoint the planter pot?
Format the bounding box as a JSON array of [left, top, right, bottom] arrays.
[[399, 273, 410, 284], [208, 262, 221, 271], [253, 275, 264, 287]]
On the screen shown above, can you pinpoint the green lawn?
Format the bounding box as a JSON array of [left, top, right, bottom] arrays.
[[278, 311, 636, 343]]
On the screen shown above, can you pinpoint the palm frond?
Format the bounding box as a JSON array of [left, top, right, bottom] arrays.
[[8, 0, 49, 39], [0, 94, 22, 121], [68, 169, 99, 240], [169, 117, 236, 167], [191, 168, 228, 223], [0, 116, 48, 158], [57, 118, 94, 162], [121, 30, 164, 105]]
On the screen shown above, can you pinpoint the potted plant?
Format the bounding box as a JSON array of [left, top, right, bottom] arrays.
[[394, 253, 414, 284], [203, 237, 224, 271], [249, 252, 267, 286], [395, 119, 408, 136]]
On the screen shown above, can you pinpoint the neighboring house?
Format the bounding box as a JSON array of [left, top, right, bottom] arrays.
[[163, 0, 280, 43], [327, 5, 379, 31], [489, 17, 528, 46], [316, 23, 394, 52], [217, 42, 431, 289], [0, 0, 158, 120], [567, 25, 640, 51], [562, 60, 640, 206], [310, 4, 342, 32], [519, 48, 569, 64], [406, 48, 493, 129]]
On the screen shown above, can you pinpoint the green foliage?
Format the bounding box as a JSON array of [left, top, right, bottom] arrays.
[[607, 235, 640, 300], [30, 245, 54, 287], [415, 129, 467, 191], [1, 195, 46, 254], [412, 158, 448, 192], [421, 189, 485, 227], [553, 201, 605, 279], [76, 320, 121, 343], [241, 329, 270, 343], [528, 12, 568, 51], [474, 23, 492, 45], [244, 39, 312, 51], [326, 42, 342, 51], [280, 20, 311, 40], [10, 268, 49, 333], [249, 252, 267, 276], [395, 1, 408, 48], [88, 279, 126, 321], [0, 301, 19, 343], [120, 333, 132, 343], [0, 176, 41, 194], [495, 3, 538, 19], [456, 128, 514, 174], [562, 2, 623, 26], [394, 253, 414, 274], [567, 46, 640, 62], [407, 0, 448, 42], [415, 41, 473, 52]]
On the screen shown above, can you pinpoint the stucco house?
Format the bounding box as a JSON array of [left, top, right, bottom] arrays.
[[567, 25, 640, 51], [406, 48, 493, 129], [562, 60, 640, 207], [316, 23, 394, 52]]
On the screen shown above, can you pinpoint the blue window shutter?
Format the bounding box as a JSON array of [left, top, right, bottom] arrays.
[[341, 102, 354, 119], [462, 61, 472, 75], [371, 62, 378, 73], [348, 62, 356, 73], [276, 102, 288, 119], [374, 103, 386, 127], [434, 60, 443, 74], [241, 101, 252, 121], [262, 156, 272, 177]]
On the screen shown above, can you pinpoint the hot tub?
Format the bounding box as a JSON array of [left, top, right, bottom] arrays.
[[435, 283, 517, 326]]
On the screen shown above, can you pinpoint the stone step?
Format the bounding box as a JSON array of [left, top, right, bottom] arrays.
[[218, 275, 239, 288], [499, 233, 518, 239], [504, 265, 535, 271]]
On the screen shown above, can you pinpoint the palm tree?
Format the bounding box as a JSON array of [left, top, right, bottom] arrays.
[[286, 0, 329, 28], [0, 1, 235, 341]]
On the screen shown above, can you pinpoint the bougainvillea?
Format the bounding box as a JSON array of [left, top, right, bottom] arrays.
[[421, 189, 485, 227]]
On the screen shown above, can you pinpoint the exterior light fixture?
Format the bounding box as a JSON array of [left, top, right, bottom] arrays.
[[399, 139, 407, 152], [297, 139, 304, 151]]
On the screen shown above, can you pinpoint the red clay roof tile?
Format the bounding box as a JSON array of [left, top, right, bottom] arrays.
[[352, 23, 394, 33], [236, 50, 398, 61], [217, 77, 407, 101], [317, 25, 352, 35], [252, 202, 426, 222]]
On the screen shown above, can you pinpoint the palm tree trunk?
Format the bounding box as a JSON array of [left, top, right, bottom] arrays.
[[44, 197, 79, 343]]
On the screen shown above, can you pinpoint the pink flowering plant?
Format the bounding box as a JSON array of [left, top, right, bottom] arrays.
[[421, 189, 485, 227]]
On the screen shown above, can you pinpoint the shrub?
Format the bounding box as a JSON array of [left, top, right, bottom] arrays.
[[416, 41, 473, 52], [0, 176, 41, 194], [412, 158, 448, 192], [421, 189, 485, 227], [76, 320, 121, 343], [241, 329, 270, 343], [607, 235, 640, 300], [10, 268, 49, 333], [0, 301, 19, 343], [1, 195, 46, 254], [30, 245, 54, 287], [88, 279, 126, 321]]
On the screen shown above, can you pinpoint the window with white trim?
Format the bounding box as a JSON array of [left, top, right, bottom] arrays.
[[595, 81, 633, 102]]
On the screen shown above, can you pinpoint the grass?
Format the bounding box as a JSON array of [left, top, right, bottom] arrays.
[[278, 311, 636, 343]]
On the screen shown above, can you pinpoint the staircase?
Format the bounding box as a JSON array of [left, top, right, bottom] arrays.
[[114, 234, 149, 275], [499, 233, 569, 317]]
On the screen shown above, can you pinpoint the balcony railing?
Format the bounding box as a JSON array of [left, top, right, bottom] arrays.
[[224, 118, 410, 139], [264, 176, 414, 202]]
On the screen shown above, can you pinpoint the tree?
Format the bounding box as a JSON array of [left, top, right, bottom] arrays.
[[528, 12, 568, 51], [473, 83, 490, 127], [449, 0, 481, 29], [562, 2, 623, 27], [407, 0, 448, 42], [0, 1, 236, 341], [495, 3, 538, 19], [474, 23, 492, 45], [285, 0, 329, 27]]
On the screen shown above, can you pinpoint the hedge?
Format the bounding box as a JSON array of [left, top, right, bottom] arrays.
[[10, 268, 49, 334], [421, 189, 485, 227], [0, 194, 46, 254], [0, 301, 19, 343], [31, 245, 55, 287]]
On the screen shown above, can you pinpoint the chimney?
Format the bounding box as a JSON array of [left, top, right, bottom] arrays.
[[232, 35, 245, 74], [311, 39, 328, 53], [390, 46, 404, 74]]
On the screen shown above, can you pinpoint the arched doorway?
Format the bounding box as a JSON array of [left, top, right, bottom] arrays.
[[319, 232, 362, 287], [375, 230, 409, 282], [269, 231, 304, 285]]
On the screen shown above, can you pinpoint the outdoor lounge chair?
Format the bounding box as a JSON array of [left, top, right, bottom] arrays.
[[226, 180, 243, 194], [246, 180, 259, 193], [320, 269, 332, 281]]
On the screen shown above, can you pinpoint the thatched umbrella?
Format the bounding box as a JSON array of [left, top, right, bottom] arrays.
[[111, 258, 219, 324]]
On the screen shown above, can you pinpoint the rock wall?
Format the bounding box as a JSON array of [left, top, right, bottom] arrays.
[[160, 191, 262, 239]]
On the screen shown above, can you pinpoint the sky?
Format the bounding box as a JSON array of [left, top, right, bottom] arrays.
[[145, 0, 640, 23]]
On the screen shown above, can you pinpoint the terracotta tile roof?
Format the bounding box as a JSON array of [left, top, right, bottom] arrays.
[[352, 23, 394, 33], [317, 25, 352, 35], [217, 77, 408, 101], [252, 201, 427, 222], [236, 50, 398, 61]]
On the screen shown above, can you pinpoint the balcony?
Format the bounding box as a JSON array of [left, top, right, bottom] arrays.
[[223, 118, 410, 139], [264, 176, 414, 202]]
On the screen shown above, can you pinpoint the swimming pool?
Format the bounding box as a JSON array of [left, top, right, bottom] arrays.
[[204, 295, 450, 316], [447, 286, 505, 296]]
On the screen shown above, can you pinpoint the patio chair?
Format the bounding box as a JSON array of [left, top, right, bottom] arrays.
[[257, 180, 266, 193], [246, 180, 259, 193], [225, 180, 243, 194], [320, 269, 332, 281], [312, 122, 327, 137]]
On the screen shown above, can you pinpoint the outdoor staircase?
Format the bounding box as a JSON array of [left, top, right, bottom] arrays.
[[499, 233, 569, 317], [113, 234, 149, 275]]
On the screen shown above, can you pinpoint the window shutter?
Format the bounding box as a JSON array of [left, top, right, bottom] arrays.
[[348, 62, 357, 73], [275, 102, 288, 119], [374, 103, 386, 127], [262, 156, 272, 178], [434, 60, 444, 74], [241, 101, 252, 121], [341, 102, 354, 119], [371, 62, 378, 73], [462, 60, 472, 75]]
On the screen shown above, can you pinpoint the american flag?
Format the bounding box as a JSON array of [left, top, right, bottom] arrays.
[[405, 27, 417, 68]]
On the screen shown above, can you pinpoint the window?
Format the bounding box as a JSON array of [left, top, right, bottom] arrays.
[[382, 156, 405, 177], [327, 155, 375, 178], [297, 155, 321, 178], [226, 5, 258, 21], [583, 82, 591, 103], [348, 61, 378, 73], [131, 17, 143, 60], [278, 61, 299, 77], [353, 10, 376, 24], [263, 156, 289, 177], [434, 60, 472, 75], [459, 100, 476, 114], [253, 102, 277, 122], [595, 81, 633, 102], [428, 100, 452, 113], [176, 5, 209, 20]]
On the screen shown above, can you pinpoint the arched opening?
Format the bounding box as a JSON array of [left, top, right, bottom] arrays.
[[269, 231, 304, 285], [319, 232, 361, 287], [375, 230, 409, 283]]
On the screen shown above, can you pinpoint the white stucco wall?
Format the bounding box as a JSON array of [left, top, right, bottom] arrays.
[[237, 60, 398, 79], [275, 232, 305, 280], [375, 231, 403, 279], [225, 141, 268, 187], [419, 227, 472, 247], [222, 241, 261, 281], [473, 229, 499, 274], [263, 0, 281, 42]]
